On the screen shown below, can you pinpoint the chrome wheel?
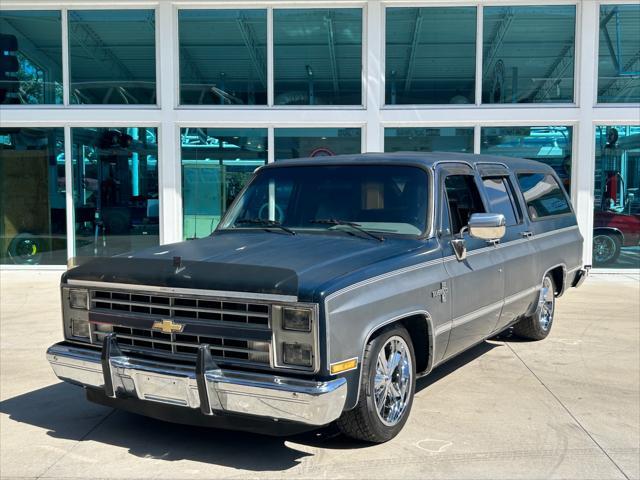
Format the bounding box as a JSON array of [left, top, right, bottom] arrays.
[[538, 276, 555, 331], [374, 336, 413, 427], [593, 234, 616, 264]]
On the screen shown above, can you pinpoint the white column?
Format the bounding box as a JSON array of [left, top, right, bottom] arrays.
[[574, 1, 598, 266], [157, 2, 181, 245], [364, 1, 383, 153]]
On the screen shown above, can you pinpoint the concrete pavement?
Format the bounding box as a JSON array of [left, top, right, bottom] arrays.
[[1, 270, 638, 479]]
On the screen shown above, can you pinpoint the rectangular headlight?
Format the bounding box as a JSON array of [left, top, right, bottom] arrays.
[[69, 289, 89, 310], [282, 342, 313, 367], [282, 307, 312, 332], [71, 317, 90, 339]]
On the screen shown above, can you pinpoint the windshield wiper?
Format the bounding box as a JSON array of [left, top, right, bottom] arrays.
[[310, 219, 384, 242], [236, 219, 296, 235]]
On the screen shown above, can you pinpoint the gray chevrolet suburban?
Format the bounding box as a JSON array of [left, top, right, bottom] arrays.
[[47, 152, 589, 443]]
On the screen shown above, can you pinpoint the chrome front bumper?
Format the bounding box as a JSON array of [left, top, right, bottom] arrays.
[[47, 337, 347, 427]]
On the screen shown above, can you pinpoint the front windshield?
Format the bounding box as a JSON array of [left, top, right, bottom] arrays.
[[220, 165, 429, 236]]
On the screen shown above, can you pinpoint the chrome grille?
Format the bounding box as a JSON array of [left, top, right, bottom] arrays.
[[88, 288, 272, 366], [91, 289, 270, 326]]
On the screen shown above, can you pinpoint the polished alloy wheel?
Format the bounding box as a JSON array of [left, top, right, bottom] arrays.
[[374, 335, 413, 426], [593, 234, 616, 263], [538, 276, 555, 331]]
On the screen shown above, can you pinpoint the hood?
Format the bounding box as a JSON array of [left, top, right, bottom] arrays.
[[64, 231, 424, 301]]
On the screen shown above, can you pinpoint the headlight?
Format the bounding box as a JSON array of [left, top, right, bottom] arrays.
[[282, 342, 313, 367], [69, 289, 89, 310], [71, 317, 90, 339], [282, 307, 312, 332], [272, 304, 318, 372]]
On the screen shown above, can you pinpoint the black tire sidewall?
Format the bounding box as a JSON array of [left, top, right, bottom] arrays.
[[361, 326, 416, 442], [593, 233, 622, 266]]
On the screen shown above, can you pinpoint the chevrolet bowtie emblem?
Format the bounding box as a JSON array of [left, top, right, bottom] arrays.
[[152, 319, 184, 334]]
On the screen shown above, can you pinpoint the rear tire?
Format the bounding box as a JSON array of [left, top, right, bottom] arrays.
[[336, 325, 416, 443], [513, 274, 556, 341]]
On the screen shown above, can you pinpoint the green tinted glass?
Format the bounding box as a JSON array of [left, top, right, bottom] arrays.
[[181, 128, 267, 239], [71, 127, 159, 256], [598, 5, 640, 103], [274, 9, 362, 105], [0, 128, 66, 264], [275, 128, 361, 159], [68, 10, 156, 104], [179, 9, 267, 105], [482, 6, 575, 104], [386, 7, 476, 105], [0, 10, 62, 104], [385, 128, 474, 153]]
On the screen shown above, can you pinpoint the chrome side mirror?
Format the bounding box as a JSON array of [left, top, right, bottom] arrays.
[[468, 213, 506, 241]]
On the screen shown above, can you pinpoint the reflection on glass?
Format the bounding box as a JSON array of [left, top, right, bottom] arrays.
[[71, 127, 159, 257], [385, 128, 474, 153], [480, 126, 573, 194], [181, 128, 267, 239], [68, 10, 156, 104], [386, 7, 476, 105], [222, 165, 429, 236], [0, 10, 62, 104], [593, 126, 640, 269], [597, 5, 640, 103], [275, 128, 361, 160], [482, 6, 575, 104], [179, 9, 267, 105], [274, 9, 362, 105], [0, 128, 66, 264]]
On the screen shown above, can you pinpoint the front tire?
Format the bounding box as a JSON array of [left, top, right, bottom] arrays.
[[593, 233, 621, 266], [513, 274, 556, 341], [336, 325, 416, 443]]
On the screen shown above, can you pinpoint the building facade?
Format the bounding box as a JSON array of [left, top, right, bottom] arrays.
[[1, 0, 638, 271]]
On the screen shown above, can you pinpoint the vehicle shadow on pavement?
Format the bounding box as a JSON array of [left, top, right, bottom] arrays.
[[0, 341, 498, 468], [416, 340, 498, 393], [0, 383, 313, 471]]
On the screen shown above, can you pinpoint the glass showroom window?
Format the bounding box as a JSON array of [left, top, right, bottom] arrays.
[[385, 128, 474, 153], [592, 126, 640, 269], [179, 9, 267, 106], [597, 5, 640, 103], [385, 7, 476, 105], [0, 128, 66, 265], [0, 10, 62, 104], [71, 127, 159, 257], [181, 128, 267, 239], [68, 10, 156, 104], [275, 128, 361, 159], [480, 127, 573, 194], [273, 9, 362, 105], [482, 6, 575, 104]]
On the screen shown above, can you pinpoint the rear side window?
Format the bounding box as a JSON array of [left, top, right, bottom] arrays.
[[444, 175, 485, 234], [516, 173, 572, 219], [482, 177, 520, 226]]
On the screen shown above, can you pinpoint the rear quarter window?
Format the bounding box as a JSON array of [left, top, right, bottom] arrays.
[[516, 173, 572, 220]]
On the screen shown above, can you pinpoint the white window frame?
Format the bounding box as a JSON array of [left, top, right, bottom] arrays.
[[1, 0, 638, 273]]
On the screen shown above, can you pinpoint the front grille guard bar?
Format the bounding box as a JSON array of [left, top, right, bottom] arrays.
[[101, 333, 219, 415]]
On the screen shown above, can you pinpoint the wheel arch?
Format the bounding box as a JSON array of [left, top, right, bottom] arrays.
[[345, 310, 435, 409], [543, 264, 566, 297], [593, 227, 624, 244]]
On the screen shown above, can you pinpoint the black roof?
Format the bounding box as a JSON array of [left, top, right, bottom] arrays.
[[266, 152, 552, 171]]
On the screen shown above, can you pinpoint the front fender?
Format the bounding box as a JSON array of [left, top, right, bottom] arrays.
[[323, 257, 451, 410]]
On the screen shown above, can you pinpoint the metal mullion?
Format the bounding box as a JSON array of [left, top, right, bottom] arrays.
[[61, 8, 70, 106], [268, 126, 275, 163], [64, 126, 74, 262], [267, 7, 274, 107], [475, 4, 483, 106]]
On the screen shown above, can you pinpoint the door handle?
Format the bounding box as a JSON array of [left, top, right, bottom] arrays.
[[521, 231, 533, 238]]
